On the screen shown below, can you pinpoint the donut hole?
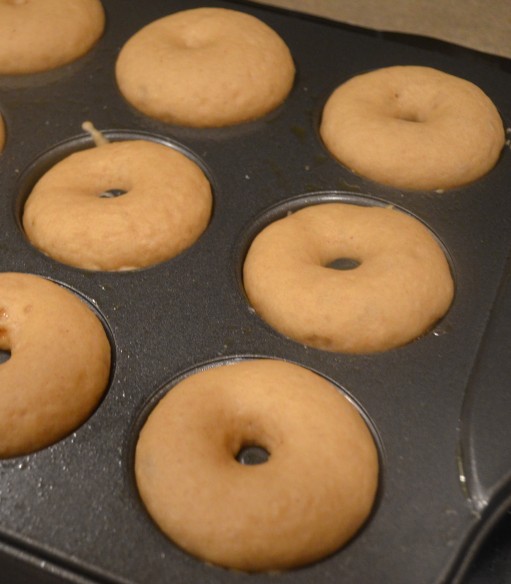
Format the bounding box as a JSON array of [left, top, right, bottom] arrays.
[[235, 444, 271, 465], [326, 257, 361, 271], [391, 92, 424, 123], [397, 111, 424, 123], [99, 188, 128, 199], [0, 350, 11, 364]]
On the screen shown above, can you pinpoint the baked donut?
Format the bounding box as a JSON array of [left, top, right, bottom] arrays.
[[135, 359, 378, 571], [320, 66, 505, 190], [0, 0, 105, 75], [243, 202, 454, 353], [115, 7, 295, 127], [22, 139, 212, 271], [0, 272, 110, 458]]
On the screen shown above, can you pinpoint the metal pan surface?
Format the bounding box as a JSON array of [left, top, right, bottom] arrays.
[[0, 1, 511, 582]]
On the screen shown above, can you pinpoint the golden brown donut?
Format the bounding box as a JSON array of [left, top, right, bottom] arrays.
[[320, 66, 505, 190], [115, 7, 295, 127], [243, 202, 454, 353], [0, 0, 105, 75], [0, 272, 110, 457], [22, 139, 212, 271], [135, 359, 378, 571]]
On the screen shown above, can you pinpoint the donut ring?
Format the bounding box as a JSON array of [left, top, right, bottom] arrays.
[[243, 202, 454, 353], [115, 7, 295, 127], [0, 0, 105, 75], [320, 66, 505, 190], [22, 140, 213, 271], [0, 272, 111, 458], [135, 359, 379, 571]]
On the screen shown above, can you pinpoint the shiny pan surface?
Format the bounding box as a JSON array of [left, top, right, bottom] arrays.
[[0, 1, 511, 582]]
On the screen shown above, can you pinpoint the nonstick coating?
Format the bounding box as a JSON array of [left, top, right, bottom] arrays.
[[0, 1, 511, 583]]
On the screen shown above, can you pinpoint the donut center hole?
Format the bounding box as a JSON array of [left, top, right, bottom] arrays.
[[326, 257, 361, 271], [393, 93, 423, 123], [236, 444, 270, 465], [396, 107, 423, 123], [0, 350, 11, 364], [99, 188, 127, 199], [399, 113, 422, 123]]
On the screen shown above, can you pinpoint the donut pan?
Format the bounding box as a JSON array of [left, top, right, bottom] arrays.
[[1, 1, 511, 583]]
